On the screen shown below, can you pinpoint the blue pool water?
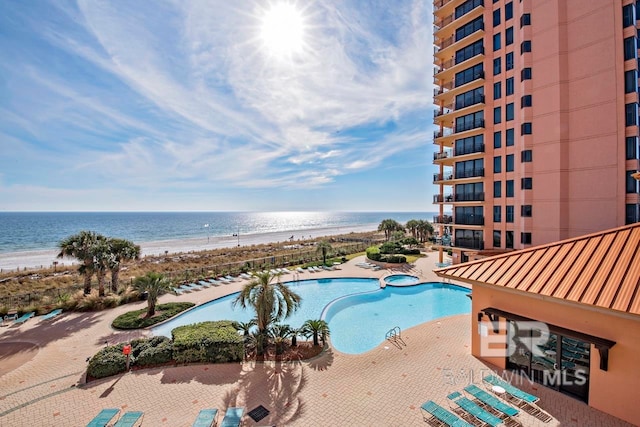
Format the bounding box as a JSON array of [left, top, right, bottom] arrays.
[[152, 278, 471, 354], [324, 283, 471, 354], [384, 274, 419, 285], [152, 278, 380, 338]]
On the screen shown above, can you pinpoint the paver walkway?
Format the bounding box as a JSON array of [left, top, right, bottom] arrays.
[[0, 253, 633, 426]]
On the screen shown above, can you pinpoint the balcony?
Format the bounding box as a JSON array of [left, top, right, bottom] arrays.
[[434, 81, 455, 96], [433, 172, 455, 183], [434, 194, 454, 203], [433, 149, 453, 160], [455, 94, 485, 110], [433, 215, 454, 224], [434, 0, 484, 33], [454, 238, 485, 250], [434, 105, 453, 118], [454, 192, 485, 202], [433, 129, 453, 140], [454, 118, 484, 133], [455, 215, 485, 226], [454, 143, 485, 156], [433, 0, 454, 11], [455, 168, 485, 179]]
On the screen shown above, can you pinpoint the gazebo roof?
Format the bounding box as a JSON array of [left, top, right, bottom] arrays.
[[435, 222, 640, 316]]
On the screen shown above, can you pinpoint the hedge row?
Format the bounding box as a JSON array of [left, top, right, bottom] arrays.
[[366, 246, 408, 264], [111, 302, 195, 329]]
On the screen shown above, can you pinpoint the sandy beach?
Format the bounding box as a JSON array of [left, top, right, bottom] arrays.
[[0, 224, 377, 271]]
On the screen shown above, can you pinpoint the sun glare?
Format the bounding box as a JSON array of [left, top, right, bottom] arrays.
[[260, 2, 305, 58]]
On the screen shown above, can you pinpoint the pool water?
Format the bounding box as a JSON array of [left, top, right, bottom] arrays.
[[324, 283, 471, 354], [151, 278, 471, 355], [384, 274, 419, 285], [152, 278, 380, 338]]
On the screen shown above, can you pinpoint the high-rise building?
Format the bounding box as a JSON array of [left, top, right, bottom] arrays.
[[433, 0, 640, 264]]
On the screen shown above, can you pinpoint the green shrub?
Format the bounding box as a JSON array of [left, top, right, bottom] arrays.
[[112, 302, 195, 329], [365, 246, 381, 261], [380, 254, 407, 263], [132, 336, 173, 367], [172, 320, 243, 364], [87, 345, 128, 379]]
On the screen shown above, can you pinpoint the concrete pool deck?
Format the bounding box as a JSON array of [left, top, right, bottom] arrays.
[[0, 252, 633, 426]]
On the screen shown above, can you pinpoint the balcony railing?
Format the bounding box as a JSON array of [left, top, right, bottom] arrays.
[[433, 215, 454, 224], [454, 192, 485, 202], [433, 194, 454, 203], [454, 143, 485, 156], [454, 238, 485, 250], [434, 13, 455, 29], [434, 129, 453, 139], [454, 119, 485, 133], [455, 215, 485, 226], [455, 168, 485, 179], [433, 150, 453, 160], [433, 0, 453, 11], [433, 172, 455, 182], [434, 81, 455, 96], [436, 35, 455, 49], [455, 94, 485, 110], [434, 106, 453, 118]]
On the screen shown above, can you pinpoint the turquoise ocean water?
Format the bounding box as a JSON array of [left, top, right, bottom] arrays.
[[0, 211, 435, 254]]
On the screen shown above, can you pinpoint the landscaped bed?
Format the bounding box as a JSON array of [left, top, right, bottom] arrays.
[[111, 302, 195, 329]]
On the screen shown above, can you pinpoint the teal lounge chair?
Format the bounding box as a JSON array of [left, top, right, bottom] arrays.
[[220, 407, 244, 427], [41, 308, 63, 320], [192, 408, 219, 427], [420, 400, 473, 426], [483, 375, 539, 403], [13, 311, 35, 325], [464, 384, 519, 417], [113, 411, 144, 427], [86, 408, 120, 427], [447, 391, 504, 427]]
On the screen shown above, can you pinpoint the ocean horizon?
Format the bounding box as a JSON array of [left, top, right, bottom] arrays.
[[0, 211, 437, 255]]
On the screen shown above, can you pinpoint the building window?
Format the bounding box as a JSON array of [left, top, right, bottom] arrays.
[[521, 40, 531, 53], [493, 8, 501, 27], [505, 27, 514, 46], [521, 232, 532, 244], [505, 2, 513, 20], [455, 134, 484, 156], [505, 52, 514, 70], [493, 57, 502, 75], [626, 137, 638, 160], [494, 156, 502, 173], [506, 128, 514, 146], [456, 17, 484, 42], [494, 131, 502, 148], [455, 87, 485, 109], [625, 103, 638, 126], [624, 37, 637, 61], [494, 33, 502, 51], [626, 204, 639, 224], [455, 64, 484, 87], [520, 13, 531, 27], [521, 67, 532, 81], [624, 4, 635, 27], [455, 40, 484, 64], [494, 181, 502, 198], [493, 82, 502, 100], [522, 177, 533, 189], [455, 111, 485, 132], [521, 94, 532, 108], [506, 103, 514, 121], [521, 149, 532, 162], [506, 180, 514, 197], [521, 205, 532, 217], [625, 70, 638, 94], [494, 106, 502, 124], [506, 205, 514, 222], [506, 77, 514, 95], [455, 0, 484, 19], [506, 154, 514, 172], [506, 231, 514, 249], [455, 158, 484, 179], [494, 206, 502, 222], [493, 231, 501, 248], [521, 122, 532, 135], [627, 171, 639, 193]]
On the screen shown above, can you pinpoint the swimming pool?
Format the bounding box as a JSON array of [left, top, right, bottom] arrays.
[[151, 278, 380, 338], [151, 278, 471, 355], [324, 283, 471, 354], [384, 274, 419, 285]]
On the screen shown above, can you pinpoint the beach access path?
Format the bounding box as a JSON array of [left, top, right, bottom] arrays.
[[0, 254, 632, 427]]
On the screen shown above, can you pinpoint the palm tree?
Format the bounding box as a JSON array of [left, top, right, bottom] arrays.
[[132, 272, 172, 318], [57, 231, 106, 295], [107, 238, 141, 292], [406, 219, 419, 239], [232, 319, 257, 337], [302, 319, 330, 346], [289, 326, 304, 347], [270, 324, 292, 355], [416, 220, 434, 243], [233, 271, 302, 355], [378, 219, 404, 241], [91, 239, 112, 297], [316, 240, 333, 266]]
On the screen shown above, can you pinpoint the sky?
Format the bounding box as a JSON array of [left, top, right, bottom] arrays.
[[0, 0, 437, 212]]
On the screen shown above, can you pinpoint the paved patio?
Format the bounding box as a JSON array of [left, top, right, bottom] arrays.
[[0, 253, 633, 426]]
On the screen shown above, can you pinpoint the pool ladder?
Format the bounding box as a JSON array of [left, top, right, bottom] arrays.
[[386, 326, 406, 349]]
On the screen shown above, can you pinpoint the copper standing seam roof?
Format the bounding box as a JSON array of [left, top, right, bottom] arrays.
[[434, 222, 640, 316]]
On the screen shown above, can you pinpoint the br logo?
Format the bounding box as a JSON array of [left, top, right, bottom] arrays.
[[478, 320, 550, 358]]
